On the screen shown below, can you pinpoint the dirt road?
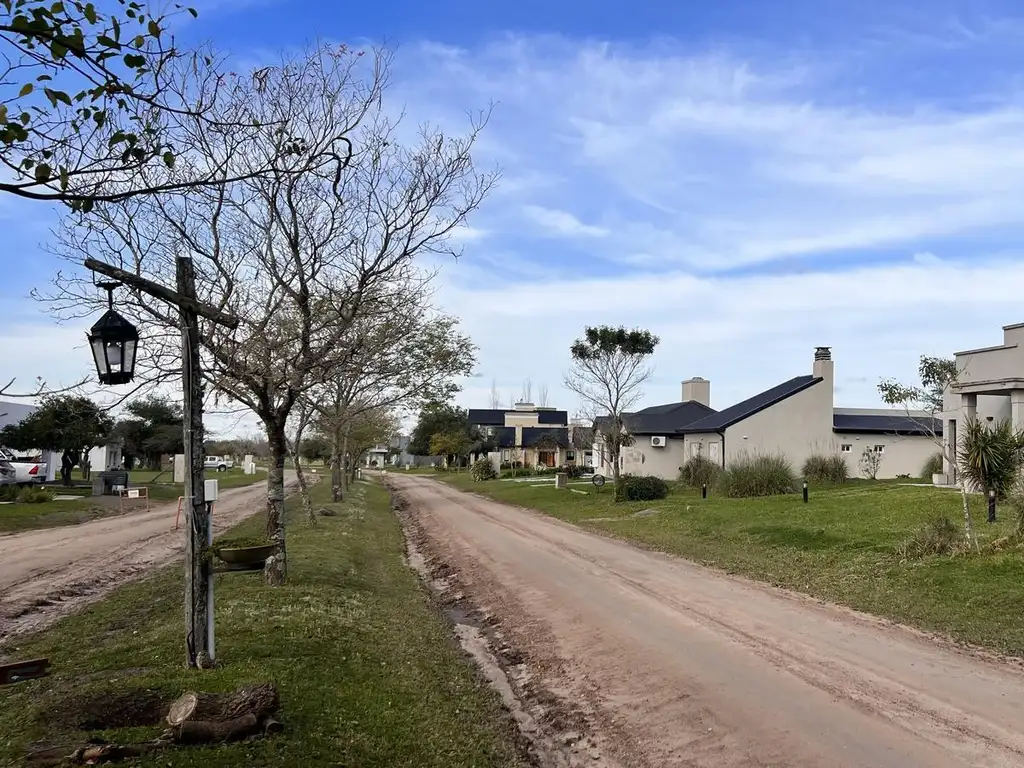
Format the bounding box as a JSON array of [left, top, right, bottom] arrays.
[[391, 475, 1024, 768], [0, 477, 290, 648]]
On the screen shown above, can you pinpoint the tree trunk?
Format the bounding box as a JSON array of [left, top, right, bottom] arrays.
[[341, 427, 351, 493], [178, 255, 212, 669], [959, 477, 979, 552], [291, 450, 315, 526], [264, 420, 288, 586], [330, 427, 343, 503]]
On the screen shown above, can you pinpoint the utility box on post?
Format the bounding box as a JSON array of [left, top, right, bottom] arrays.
[[204, 479, 219, 503]]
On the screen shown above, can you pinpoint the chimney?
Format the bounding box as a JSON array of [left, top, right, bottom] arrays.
[[513, 401, 535, 411], [812, 347, 834, 381], [681, 377, 711, 407]]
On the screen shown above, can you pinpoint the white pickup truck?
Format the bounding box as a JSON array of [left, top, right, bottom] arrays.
[[203, 455, 234, 472], [0, 447, 47, 485]]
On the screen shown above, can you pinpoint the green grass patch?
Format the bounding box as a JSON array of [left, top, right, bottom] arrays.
[[0, 481, 526, 768], [440, 473, 1024, 655], [0, 470, 268, 532]]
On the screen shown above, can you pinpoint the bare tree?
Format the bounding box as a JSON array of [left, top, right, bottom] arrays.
[[879, 355, 978, 550], [41, 45, 495, 585], [521, 378, 532, 404], [286, 397, 317, 526], [858, 447, 882, 480], [489, 378, 502, 409], [537, 382, 549, 407], [564, 326, 659, 494], [308, 300, 476, 502]]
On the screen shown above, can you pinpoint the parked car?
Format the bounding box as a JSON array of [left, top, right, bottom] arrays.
[[203, 455, 234, 472], [0, 448, 46, 485], [0, 459, 16, 488]]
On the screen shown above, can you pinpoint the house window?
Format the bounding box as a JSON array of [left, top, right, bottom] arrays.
[[566, 450, 576, 461], [840, 444, 852, 453], [873, 445, 885, 454]]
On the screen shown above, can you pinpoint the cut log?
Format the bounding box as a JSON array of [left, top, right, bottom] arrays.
[[173, 714, 259, 745], [165, 682, 279, 727]]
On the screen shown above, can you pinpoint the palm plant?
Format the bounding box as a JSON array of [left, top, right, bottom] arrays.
[[957, 417, 1024, 499]]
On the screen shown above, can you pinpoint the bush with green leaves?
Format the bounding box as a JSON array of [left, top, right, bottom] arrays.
[[716, 453, 796, 498], [561, 464, 584, 479], [801, 454, 848, 484], [896, 517, 963, 560], [16, 486, 54, 504], [0, 485, 19, 502], [614, 474, 670, 502], [679, 454, 720, 489], [958, 417, 1024, 499], [470, 458, 497, 482], [920, 452, 944, 479]]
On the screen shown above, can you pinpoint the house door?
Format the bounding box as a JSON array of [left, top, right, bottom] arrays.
[[709, 442, 721, 463], [539, 450, 556, 468]]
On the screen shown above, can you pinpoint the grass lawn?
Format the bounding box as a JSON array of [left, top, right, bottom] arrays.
[[439, 473, 1024, 656], [0, 478, 526, 767], [0, 470, 268, 533]]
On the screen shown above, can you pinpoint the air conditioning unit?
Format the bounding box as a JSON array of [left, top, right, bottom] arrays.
[[650, 436, 667, 448]]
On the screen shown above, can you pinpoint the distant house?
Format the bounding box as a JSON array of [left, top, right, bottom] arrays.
[[365, 434, 416, 467], [938, 322, 1024, 486], [0, 399, 124, 479], [594, 348, 940, 481], [468, 403, 573, 468]]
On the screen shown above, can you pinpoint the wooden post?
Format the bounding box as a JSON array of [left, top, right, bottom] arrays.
[[178, 256, 212, 669]]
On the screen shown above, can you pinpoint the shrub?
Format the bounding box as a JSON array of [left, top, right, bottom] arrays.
[[679, 455, 720, 489], [559, 464, 584, 479], [802, 454, 849, 485], [920, 452, 944, 479], [716, 454, 796, 498], [958, 417, 1024, 499], [17, 486, 54, 504], [0, 484, 18, 502], [858, 448, 883, 480], [470, 458, 497, 482], [614, 474, 670, 502], [896, 517, 964, 559]]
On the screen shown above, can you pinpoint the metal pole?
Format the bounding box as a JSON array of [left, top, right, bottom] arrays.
[[802, 481, 809, 503], [206, 500, 215, 662], [178, 256, 211, 669]]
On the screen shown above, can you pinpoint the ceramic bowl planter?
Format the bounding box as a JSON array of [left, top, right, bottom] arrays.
[[212, 538, 276, 571]]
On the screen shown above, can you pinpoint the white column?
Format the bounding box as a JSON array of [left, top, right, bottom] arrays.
[[1011, 391, 1024, 432], [962, 393, 977, 423]]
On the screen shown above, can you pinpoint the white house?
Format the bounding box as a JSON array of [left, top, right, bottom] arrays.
[[594, 348, 940, 481]]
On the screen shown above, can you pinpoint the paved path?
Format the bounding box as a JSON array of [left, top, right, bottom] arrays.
[[391, 474, 1024, 768], [0, 476, 291, 647]]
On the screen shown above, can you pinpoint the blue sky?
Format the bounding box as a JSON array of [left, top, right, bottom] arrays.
[[4, 0, 1024, 432]]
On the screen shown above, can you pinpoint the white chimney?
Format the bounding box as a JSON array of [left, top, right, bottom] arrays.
[[513, 401, 535, 411], [681, 377, 711, 407], [812, 347, 834, 381]]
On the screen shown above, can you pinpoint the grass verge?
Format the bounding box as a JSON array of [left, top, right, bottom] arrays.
[[440, 473, 1024, 656], [0, 479, 526, 767], [0, 470, 267, 533]]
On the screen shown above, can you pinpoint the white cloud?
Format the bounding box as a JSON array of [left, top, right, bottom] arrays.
[[522, 205, 608, 238]]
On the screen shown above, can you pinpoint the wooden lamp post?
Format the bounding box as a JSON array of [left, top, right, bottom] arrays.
[[85, 257, 238, 669]]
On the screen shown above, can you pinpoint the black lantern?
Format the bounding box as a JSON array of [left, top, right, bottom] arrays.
[[86, 282, 139, 385]]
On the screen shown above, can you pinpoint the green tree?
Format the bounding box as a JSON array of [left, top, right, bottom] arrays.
[[113, 394, 182, 469], [408, 403, 470, 457], [429, 430, 471, 469], [564, 325, 659, 496], [0, 393, 113, 453], [958, 418, 1024, 500]]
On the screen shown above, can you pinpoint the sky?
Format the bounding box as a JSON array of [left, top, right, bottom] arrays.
[[4, 0, 1024, 434]]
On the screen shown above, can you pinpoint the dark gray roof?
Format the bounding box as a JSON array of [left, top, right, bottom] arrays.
[[468, 409, 506, 426], [0, 400, 38, 431], [521, 427, 570, 449], [468, 408, 569, 427], [570, 426, 594, 449], [537, 409, 569, 425], [594, 400, 717, 436], [681, 375, 822, 433], [833, 413, 942, 436]]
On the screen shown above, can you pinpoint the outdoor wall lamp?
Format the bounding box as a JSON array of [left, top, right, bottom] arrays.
[[86, 281, 139, 386]]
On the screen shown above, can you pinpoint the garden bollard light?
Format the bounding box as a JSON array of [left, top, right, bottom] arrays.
[[702, 483, 707, 499], [988, 489, 997, 523], [802, 481, 809, 503]]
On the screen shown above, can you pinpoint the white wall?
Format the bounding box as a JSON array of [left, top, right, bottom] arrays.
[[833, 433, 938, 479]]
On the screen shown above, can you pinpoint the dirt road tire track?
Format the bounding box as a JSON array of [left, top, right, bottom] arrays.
[[0, 477, 294, 650], [390, 474, 1024, 768]]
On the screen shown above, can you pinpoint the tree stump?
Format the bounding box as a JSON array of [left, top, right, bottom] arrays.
[[165, 682, 279, 743]]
